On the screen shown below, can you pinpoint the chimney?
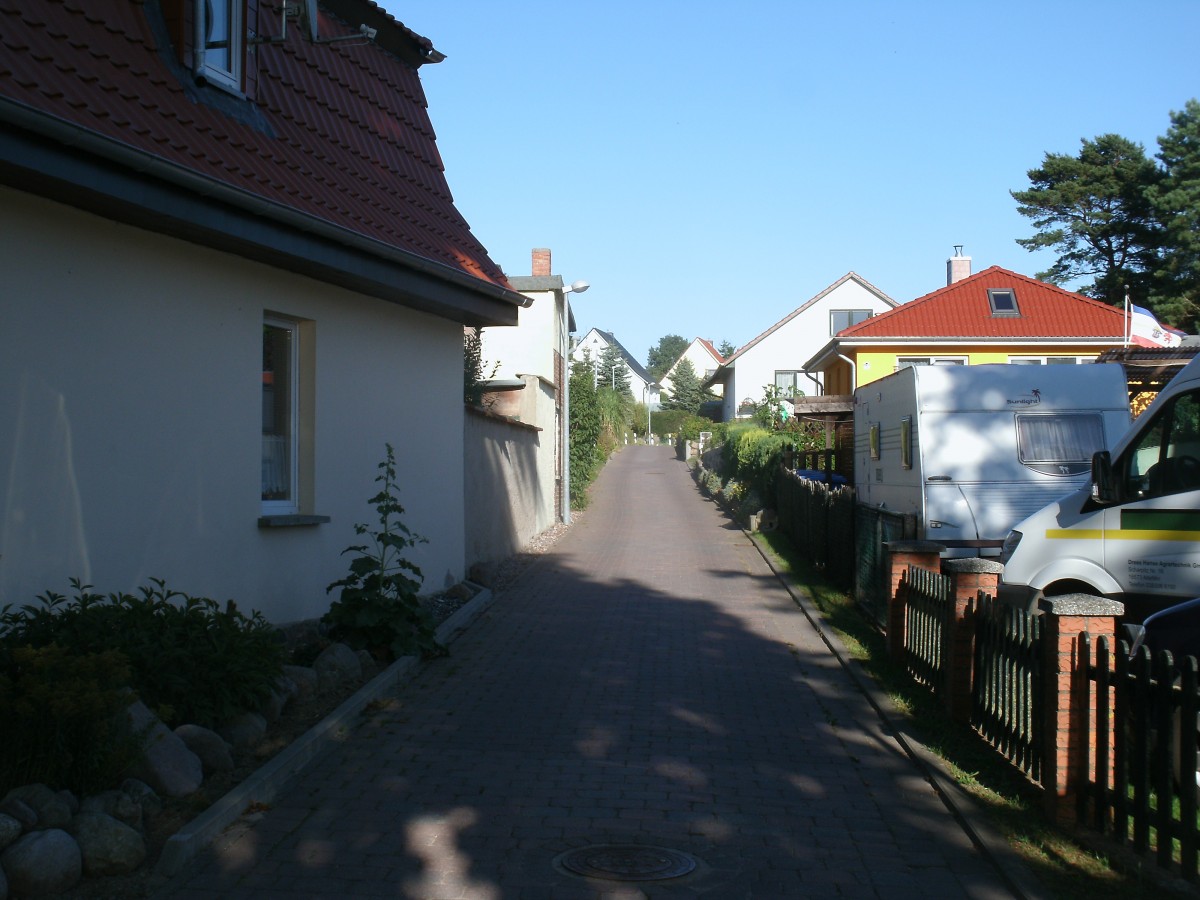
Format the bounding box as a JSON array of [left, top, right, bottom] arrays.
[[947, 245, 972, 285], [532, 248, 551, 276]]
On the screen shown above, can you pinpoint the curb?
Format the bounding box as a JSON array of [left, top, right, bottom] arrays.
[[746, 532, 1049, 900], [155, 583, 497, 878]]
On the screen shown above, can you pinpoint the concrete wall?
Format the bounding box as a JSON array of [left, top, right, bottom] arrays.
[[0, 188, 467, 625], [463, 397, 546, 568]]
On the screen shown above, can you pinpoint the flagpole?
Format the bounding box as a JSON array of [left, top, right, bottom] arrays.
[[1123, 285, 1131, 347]]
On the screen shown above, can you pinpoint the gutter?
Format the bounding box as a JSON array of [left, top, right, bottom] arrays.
[[837, 353, 857, 393], [0, 97, 531, 309]]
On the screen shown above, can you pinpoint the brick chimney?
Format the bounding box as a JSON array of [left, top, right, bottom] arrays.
[[947, 245, 972, 285], [532, 248, 551, 276]]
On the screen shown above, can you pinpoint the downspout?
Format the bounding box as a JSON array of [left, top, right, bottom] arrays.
[[804, 371, 821, 395], [837, 353, 857, 394]]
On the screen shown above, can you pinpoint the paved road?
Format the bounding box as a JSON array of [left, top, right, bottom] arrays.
[[163, 446, 1018, 898]]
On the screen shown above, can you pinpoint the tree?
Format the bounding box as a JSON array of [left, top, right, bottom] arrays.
[[597, 342, 632, 395], [717, 340, 736, 359], [1012, 134, 1163, 307], [664, 358, 705, 413], [568, 352, 602, 506], [646, 334, 689, 382], [1150, 99, 1200, 332]]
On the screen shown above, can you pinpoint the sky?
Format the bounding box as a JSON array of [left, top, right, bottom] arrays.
[[387, 0, 1199, 365]]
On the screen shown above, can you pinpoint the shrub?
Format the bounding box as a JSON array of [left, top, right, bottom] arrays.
[[1, 579, 284, 729], [324, 444, 443, 662], [0, 644, 145, 796]]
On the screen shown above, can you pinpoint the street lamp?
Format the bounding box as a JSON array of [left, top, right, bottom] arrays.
[[610, 364, 619, 390], [643, 382, 659, 444]]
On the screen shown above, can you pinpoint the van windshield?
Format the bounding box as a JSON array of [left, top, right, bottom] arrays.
[[1016, 414, 1105, 473]]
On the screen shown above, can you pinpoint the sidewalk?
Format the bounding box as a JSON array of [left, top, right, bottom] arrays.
[[161, 446, 1023, 898]]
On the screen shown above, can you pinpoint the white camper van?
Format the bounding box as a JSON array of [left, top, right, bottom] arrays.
[[1001, 354, 1200, 615], [855, 363, 1131, 557]]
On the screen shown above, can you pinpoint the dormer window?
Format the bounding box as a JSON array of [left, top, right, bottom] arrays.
[[195, 0, 243, 92], [988, 289, 1020, 317]]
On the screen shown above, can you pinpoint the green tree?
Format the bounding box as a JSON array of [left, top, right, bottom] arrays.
[[646, 334, 689, 381], [664, 357, 705, 413], [1012, 134, 1163, 307], [569, 352, 602, 506], [597, 342, 632, 395], [717, 340, 736, 359], [1150, 99, 1200, 331]]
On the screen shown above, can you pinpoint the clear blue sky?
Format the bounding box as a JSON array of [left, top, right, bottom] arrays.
[[390, 1, 1199, 364]]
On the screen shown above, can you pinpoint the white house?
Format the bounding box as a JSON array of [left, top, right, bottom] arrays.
[[478, 247, 586, 527], [0, 0, 526, 624], [705, 272, 898, 421], [571, 329, 662, 408], [659, 338, 726, 401]]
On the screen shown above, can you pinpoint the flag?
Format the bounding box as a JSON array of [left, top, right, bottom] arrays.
[[1128, 304, 1183, 348]]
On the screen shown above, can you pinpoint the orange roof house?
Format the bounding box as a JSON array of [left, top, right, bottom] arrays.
[[803, 263, 1130, 396]]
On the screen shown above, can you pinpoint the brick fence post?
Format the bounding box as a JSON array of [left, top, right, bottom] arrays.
[[883, 541, 945, 662], [1038, 593, 1124, 826], [941, 558, 1004, 724]]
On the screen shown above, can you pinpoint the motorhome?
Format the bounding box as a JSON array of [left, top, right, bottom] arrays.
[[1000, 354, 1200, 617], [854, 363, 1132, 557]]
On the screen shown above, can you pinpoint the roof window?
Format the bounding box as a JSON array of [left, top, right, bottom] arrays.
[[195, 0, 244, 93], [988, 288, 1020, 317]]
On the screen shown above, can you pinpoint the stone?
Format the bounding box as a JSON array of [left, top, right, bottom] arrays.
[[69, 811, 146, 876], [4, 785, 75, 830], [124, 701, 203, 798], [174, 724, 234, 774], [0, 799, 36, 831], [121, 780, 162, 819], [0, 812, 22, 852], [282, 665, 318, 699], [313, 642, 361, 693], [259, 675, 296, 723], [0, 829, 82, 896], [219, 711, 267, 749], [80, 791, 143, 831], [468, 561, 500, 588], [356, 648, 375, 671]]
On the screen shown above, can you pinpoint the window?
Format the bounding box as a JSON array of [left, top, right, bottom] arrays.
[[1016, 413, 1105, 476], [988, 289, 1020, 316], [869, 423, 881, 460], [830, 309, 872, 335], [1009, 356, 1092, 365], [775, 370, 802, 397], [1122, 392, 1200, 499], [900, 417, 912, 469], [196, 0, 243, 92], [896, 356, 966, 370], [262, 318, 297, 512]]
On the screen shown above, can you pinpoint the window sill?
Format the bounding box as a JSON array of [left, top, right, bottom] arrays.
[[258, 514, 331, 528]]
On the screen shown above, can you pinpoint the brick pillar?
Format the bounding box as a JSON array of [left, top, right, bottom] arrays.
[[884, 541, 945, 662], [941, 558, 1003, 723], [1039, 594, 1124, 826]]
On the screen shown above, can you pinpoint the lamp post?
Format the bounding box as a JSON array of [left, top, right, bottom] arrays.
[[610, 364, 619, 390], [560, 279, 589, 525], [643, 382, 659, 444]]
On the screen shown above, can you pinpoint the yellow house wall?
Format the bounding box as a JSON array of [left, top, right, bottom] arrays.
[[851, 344, 1117, 389]]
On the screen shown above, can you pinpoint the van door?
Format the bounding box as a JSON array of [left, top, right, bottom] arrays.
[[1105, 389, 1200, 599]]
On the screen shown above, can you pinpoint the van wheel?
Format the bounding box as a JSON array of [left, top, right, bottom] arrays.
[[1043, 580, 1101, 598]]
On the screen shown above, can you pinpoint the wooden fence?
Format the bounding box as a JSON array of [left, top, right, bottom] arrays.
[[773, 468, 856, 592]]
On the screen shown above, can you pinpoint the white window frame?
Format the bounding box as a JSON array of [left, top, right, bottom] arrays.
[[195, 0, 244, 93], [774, 370, 802, 396], [262, 316, 299, 515], [1008, 355, 1093, 365], [895, 356, 967, 370]]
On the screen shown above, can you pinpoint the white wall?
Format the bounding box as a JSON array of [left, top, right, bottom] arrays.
[[0, 188, 466, 625], [722, 278, 894, 420], [480, 289, 559, 382]]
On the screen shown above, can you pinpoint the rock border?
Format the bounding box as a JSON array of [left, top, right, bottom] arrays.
[[155, 582, 495, 877]]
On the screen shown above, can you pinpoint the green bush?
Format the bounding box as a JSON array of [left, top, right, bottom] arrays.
[[0, 644, 145, 796], [1, 579, 284, 729], [721, 424, 792, 499], [324, 444, 443, 662]]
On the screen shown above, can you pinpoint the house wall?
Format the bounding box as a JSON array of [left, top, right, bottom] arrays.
[[463, 401, 545, 567], [481, 289, 559, 382], [721, 279, 894, 420], [0, 188, 467, 625]]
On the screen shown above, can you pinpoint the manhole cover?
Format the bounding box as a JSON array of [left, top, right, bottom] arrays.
[[558, 844, 697, 882]]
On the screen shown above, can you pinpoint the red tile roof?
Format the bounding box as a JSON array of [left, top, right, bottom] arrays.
[[0, 0, 510, 290], [840, 266, 1125, 339]]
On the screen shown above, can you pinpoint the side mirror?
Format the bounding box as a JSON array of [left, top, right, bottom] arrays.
[[1091, 450, 1116, 504]]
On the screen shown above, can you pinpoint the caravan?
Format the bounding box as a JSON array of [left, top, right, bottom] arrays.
[[1000, 354, 1200, 616], [855, 364, 1131, 556]]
